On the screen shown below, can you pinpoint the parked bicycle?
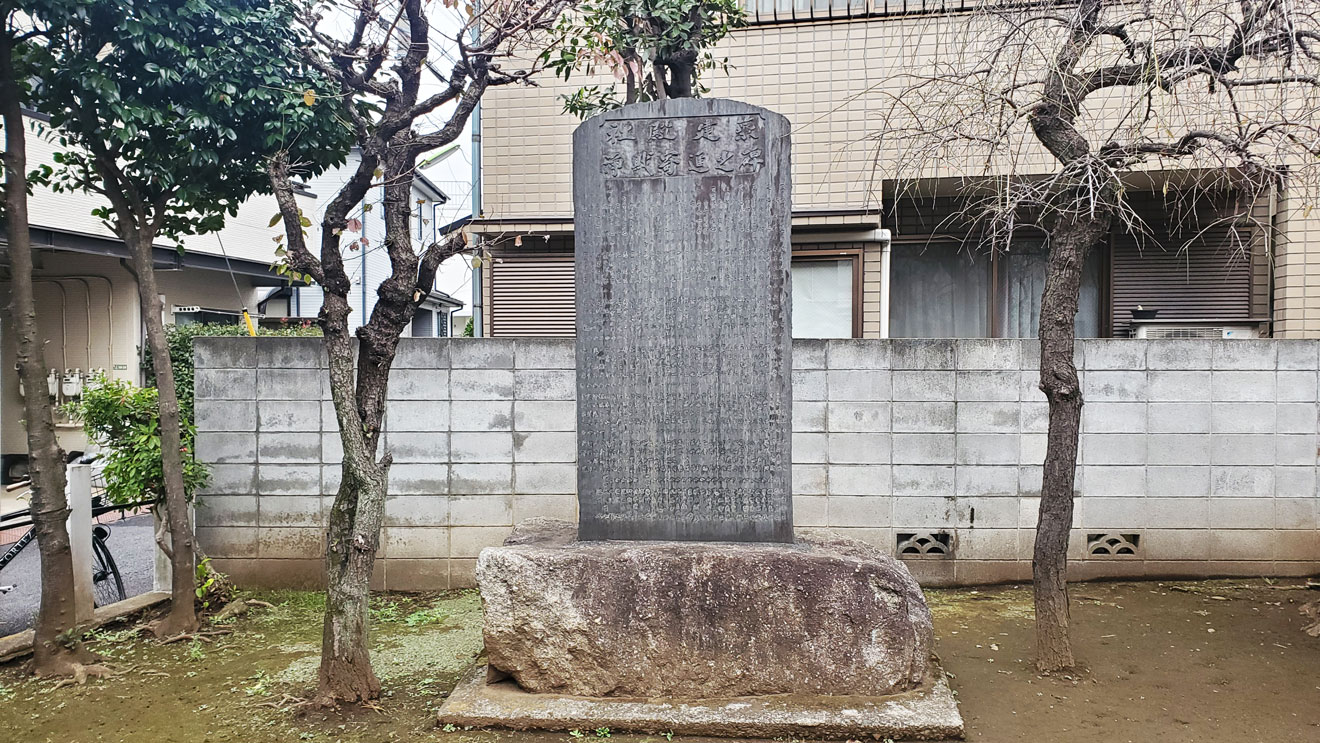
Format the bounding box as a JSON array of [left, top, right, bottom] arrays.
[[0, 476, 129, 608]]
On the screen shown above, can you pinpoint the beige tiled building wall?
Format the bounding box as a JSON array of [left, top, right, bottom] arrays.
[[478, 14, 1320, 338], [1275, 197, 1320, 337]]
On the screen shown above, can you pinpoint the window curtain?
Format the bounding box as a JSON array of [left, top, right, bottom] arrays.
[[995, 242, 1103, 338], [792, 259, 854, 339], [889, 241, 991, 338]]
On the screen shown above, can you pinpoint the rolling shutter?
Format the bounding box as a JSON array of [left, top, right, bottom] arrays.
[[1110, 223, 1252, 334], [490, 255, 576, 336]]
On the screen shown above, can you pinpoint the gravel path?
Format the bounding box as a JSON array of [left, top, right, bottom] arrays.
[[0, 514, 156, 637]]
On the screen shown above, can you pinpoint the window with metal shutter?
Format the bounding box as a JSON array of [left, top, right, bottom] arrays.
[[1110, 222, 1253, 335], [490, 255, 577, 336], [410, 308, 434, 337]]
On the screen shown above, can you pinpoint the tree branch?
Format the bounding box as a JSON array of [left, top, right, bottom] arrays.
[[267, 152, 325, 285]]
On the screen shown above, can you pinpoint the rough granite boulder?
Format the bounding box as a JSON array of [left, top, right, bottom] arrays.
[[477, 519, 934, 699]]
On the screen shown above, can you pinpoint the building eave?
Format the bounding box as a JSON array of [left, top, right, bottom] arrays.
[[470, 208, 882, 237], [2, 226, 290, 286], [423, 289, 464, 310]]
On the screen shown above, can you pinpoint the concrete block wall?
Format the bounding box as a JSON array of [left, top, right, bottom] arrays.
[[195, 337, 1320, 589]]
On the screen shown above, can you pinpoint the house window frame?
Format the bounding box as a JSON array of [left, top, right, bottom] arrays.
[[411, 304, 454, 337], [791, 246, 864, 339], [888, 235, 1113, 339]]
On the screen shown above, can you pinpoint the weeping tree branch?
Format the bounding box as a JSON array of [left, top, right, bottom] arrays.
[[875, 0, 1320, 673]]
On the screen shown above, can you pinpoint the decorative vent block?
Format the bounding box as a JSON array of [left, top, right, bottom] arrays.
[[897, 531, 953, 558], [1086, 532, 1142, 557]]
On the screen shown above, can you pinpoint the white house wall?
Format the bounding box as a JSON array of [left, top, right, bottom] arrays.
[[15, 118, 314, 268], [292, 152, 455, 333], [0, 253, 266, 457]]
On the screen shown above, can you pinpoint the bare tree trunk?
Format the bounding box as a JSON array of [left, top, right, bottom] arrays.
[[265, 0, 535, 701], [1033, 208, 1111, 672], [651, 60, 668, 101], [664, 50, 698, 98], [316, 146, 418, 704], [317, 305, 388, 704], [121, 229, 198, 636], [0, 34, 96, 676]]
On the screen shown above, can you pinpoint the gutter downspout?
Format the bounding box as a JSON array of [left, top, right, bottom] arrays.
[[1267, 185, 1277, 337], [877, 228, 892, 339], [472, 253, 484, 338], [363, 197, 374, 324], [855, 228, 897, 340], [470, 0, 484, 338], [64, 278, 93, 371], [32, 280, 67, 370], [470, 110, 484, 339]]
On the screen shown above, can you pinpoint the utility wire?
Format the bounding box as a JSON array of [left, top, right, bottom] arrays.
[[214, 231, 258, 336]]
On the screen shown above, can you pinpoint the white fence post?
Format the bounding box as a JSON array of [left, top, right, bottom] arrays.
[[65, 463, 94, 623]]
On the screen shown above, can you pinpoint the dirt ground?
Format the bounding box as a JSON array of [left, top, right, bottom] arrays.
[[1, 579, 1317, 743]]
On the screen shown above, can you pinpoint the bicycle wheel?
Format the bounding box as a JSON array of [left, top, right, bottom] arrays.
[[91, 526, 126, 607]]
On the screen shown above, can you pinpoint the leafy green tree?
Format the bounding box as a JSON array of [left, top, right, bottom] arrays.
[[544, 0, 744, 117], [32, 0, 352, 636], [0, 0, 109, 679], [64, 375, 210, 505]]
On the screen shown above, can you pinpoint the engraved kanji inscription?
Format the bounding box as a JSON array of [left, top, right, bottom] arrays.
[[603, 120, 636, 145], [598, 114, 765, 179], [648, 120, 678, 141], [735, 116, 760, 142]]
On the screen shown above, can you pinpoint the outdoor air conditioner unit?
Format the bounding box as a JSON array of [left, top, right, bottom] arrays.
[[1133, 323, 1263, 339]]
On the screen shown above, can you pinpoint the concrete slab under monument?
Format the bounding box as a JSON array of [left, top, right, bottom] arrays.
[[438, 518, 964, 739], [438, 98, 961, 739], [440, 664, 964, 741]]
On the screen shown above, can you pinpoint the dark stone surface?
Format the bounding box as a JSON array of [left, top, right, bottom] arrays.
[[573, 99, 793, 543], [479, 520, 933, 699]]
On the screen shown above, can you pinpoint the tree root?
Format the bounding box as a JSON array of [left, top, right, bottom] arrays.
[[47, 663, 118, 689], [1301, 599, 1320, 637], [147, 613, 199, 639], [255, 693, 306, 710], [160, 629, 233, 644], [212, 598, 274, 622], [305, 694, 340, 712]]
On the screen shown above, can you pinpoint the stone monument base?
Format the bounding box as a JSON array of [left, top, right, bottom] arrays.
[[438, 662, 964, 740], [436, 519, 963, 738]]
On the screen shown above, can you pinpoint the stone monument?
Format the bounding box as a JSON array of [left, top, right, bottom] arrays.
[[574, 98, 792, 543], [438, 99, 962, 740]]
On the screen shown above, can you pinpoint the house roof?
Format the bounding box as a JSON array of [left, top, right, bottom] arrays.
[[11, 112, 457, 284], [26, 225, 288, 285], [413, 168, 450, 204], [11, 110, 318, 274], [423, 289, 464, 310]]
